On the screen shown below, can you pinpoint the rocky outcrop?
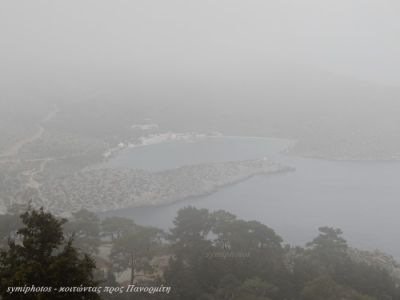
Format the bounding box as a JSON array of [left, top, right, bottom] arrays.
[[39, 159, 294, 216]]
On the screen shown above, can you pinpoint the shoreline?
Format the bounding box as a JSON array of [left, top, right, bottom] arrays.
[[102, 133, 400, 164], [100, 164, 295, 216], [100, 133, 293, 161], [288, 153, 400, 163], [40, 159, 295, 216]]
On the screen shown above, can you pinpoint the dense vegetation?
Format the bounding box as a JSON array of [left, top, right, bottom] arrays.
[[0, 206, 399, 300], [0, 207, 99, 300]]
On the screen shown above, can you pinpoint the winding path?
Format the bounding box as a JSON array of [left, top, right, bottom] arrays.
[[0, 105, 60, 203]]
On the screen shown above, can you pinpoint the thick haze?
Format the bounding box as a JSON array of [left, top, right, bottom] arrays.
[[1, 0, 400, 90], [3, 0, 400, 264], [1, 0, 400, 155]]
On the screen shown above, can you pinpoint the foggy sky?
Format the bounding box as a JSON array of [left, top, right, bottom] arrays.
[[1, 0, 400, 88]]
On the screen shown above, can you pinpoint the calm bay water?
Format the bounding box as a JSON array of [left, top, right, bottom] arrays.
[[100, 136, 292, 171], [101, 137, 400, 258]]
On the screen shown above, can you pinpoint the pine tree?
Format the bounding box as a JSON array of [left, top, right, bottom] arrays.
[[0, 207, 100, 300]]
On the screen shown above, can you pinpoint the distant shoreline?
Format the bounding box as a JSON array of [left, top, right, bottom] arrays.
[[289, 153, 400, 163], [99, 133, 294, 163], [42, 159, 295, 216], [100, 163, 295, 216], [100, 132, 400, 169]]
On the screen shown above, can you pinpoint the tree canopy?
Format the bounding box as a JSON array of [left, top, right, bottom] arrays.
[[0, 205, 399, 300], [0, 207, 99, 300]]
